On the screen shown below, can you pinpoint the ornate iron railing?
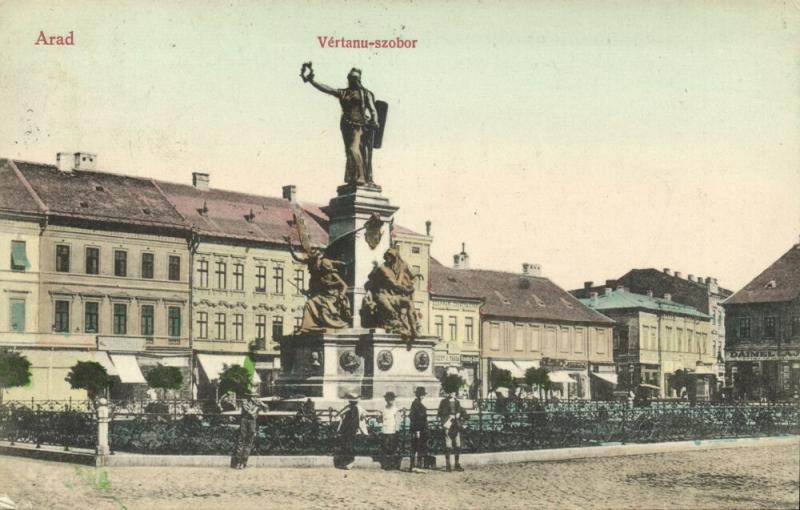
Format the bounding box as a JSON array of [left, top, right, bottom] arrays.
[[0, 403, 96, 451], [102, 402, 799, 456]]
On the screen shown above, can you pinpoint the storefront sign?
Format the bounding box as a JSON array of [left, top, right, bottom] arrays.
[[434, 352, 462, 365], [727, 349, 800, 361], [541, 357, 587, 371], [461, 355, 480, 364]]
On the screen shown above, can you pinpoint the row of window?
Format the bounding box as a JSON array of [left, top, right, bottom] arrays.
[[195, 312, 299, 343], [433, 315, 475, 342], [196, 260, 303, 294], [52, 244, 181, 280], [52, 300, 181, 337], [489, 324, 608, 355], [737, 316, 800, 340]]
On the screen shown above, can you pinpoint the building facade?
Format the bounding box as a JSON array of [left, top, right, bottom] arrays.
[[432, 253, 615, 400], [572, 268, 732, 384], [723, 243, 800, 400], [580, 289, 714, 398], [1, 156, 192, 400]]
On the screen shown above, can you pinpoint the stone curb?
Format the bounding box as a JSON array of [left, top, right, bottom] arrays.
[[97, 435, 798, 469]]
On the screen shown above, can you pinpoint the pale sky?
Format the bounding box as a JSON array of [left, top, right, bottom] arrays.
[[1, 0, 798, 293]]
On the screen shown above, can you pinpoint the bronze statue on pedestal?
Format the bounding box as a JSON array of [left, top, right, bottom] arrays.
[[361, 247, 420, 339]]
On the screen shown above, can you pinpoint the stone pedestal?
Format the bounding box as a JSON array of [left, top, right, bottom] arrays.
[[276, 329, 440, 402], [322, 184, 398, 328]]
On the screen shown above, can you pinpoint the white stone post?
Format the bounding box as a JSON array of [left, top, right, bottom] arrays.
[[96, 398, 110, 456]]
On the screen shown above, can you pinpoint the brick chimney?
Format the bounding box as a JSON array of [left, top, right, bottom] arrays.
[[604, 287, 612, 296], [192, 172, 209, 190], [590, 292, 599, 305], [674, 271, 682, 279], [664, 293, 672, 301], [282, 185, 297, 203], [425, 220, 432, 236], [663, 268, 671, 276], [584, 281, 594, 289], [57, 152, 97, 172]]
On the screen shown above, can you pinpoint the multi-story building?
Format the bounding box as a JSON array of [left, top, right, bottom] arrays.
[[572, 268, 732, 383], [432, 247, 615, 399], [393, 224, 433, 336], [580, 288, 714, 398], [1, 155, 192, 400], [723, 243, 800, 400], [428, 252, 483, 395]]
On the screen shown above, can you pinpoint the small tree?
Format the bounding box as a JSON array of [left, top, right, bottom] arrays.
[[218, 364, 250, 399], [490, 368, 513, 392], [0, 349, 32, 403], [441, 373, 466, 395], [144, 364, 183, 400], [65, 361, 112, 401], [525, 367, 551, 400]]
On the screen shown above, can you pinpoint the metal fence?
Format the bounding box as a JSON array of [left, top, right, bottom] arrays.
[[106, 401, 800, 456], [0, 403, 96, 451], [2, 400, 797, 456]]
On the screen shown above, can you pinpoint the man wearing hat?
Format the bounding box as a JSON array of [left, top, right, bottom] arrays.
[[336, 393, 369, 469], [379, 391, 400, 469], [231, 390, 269, 469], [409, 386, 429, 471]]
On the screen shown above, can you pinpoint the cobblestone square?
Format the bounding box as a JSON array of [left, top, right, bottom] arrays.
[[1, 444, 797, 509]]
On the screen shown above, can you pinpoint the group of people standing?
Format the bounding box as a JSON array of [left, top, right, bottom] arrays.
[[230, 387, 470, 472], [336, 386, 468, 472]]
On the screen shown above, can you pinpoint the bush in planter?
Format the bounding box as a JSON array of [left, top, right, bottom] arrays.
[[144, 364, 183, 400], [65, 361, 112, 401], [441, 373, 466, 395]]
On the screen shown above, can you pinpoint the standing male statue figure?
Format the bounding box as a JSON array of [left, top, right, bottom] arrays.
[[301, 63, 381, 186]]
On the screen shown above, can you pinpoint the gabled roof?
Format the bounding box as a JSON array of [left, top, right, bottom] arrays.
[[429, 258, 613, 325], [725, 244, 800, 305], [155, 180, 329, 246], [579, 289, 710, 319], [11, 160, 185, 228]]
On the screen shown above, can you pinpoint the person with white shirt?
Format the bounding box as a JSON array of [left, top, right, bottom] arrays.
[[379, 391, 400, 469]]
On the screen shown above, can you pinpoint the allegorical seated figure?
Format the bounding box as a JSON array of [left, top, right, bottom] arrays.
[[288, 241, 352, 332], [361, 247, 419, 338]]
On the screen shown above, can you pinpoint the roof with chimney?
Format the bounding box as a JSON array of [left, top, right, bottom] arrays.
[[6, 159, 186, 228], [155, 180, 329, 246], [579, 289, 710, 319], [1, 156, 426, 246], [725, 244, 800, 305], [429, 258, 613, 324]]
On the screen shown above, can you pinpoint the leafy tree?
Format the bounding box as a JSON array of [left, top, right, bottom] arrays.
[[218, 364, 250, 398], [490, 368, 513, 392], [144, 364, 183, 400], [65, 361, 112, 400], [525, 366, 552, 400], [0, 349, 32, 403], [441, 373, 465, 395]]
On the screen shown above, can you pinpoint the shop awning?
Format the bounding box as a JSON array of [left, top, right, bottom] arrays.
[[446, 366, 460, 375], [11, 241, 30, 269], [514, 360, 540, 373], [492, 360, 524, 378], [93, 351, 118, 377], [639, 383, 661, 390], [109, 354, 146, 384], [591, 372, 618, 385], [196, 354, 261, 384], [547, 371, 575, 384]]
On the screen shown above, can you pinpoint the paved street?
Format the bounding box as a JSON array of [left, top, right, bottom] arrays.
[[1, 444, 797, 510]]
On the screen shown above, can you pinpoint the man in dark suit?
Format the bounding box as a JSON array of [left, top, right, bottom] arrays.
[[409, 386, 429, 471], [438, 390, 468, 472]]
